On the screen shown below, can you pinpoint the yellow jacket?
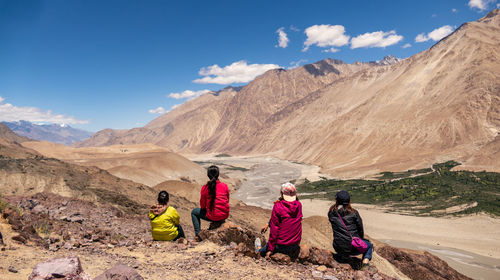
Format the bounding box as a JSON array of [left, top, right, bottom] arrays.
[[149, 206, 180, 241]]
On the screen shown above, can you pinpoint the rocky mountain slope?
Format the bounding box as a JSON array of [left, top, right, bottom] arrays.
[[78, 10, 500, 177], [3, 120, 92, 145]]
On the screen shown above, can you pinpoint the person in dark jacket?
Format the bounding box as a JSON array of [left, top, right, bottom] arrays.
[[257, 182, 302, 259], [328, 190, 373, 265]]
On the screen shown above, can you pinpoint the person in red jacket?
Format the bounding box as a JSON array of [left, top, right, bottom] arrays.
[[191, 165, 230, 236], [258, 182, 302, 259]]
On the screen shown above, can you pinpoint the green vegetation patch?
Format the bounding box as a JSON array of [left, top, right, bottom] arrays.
[[297, 161, 500, 216], [226, 166, 249, 172], [215, 153, 232, 157]]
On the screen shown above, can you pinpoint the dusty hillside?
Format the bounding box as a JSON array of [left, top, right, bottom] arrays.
[[22, 141, 207, 187], [77, 10, 500, 177]]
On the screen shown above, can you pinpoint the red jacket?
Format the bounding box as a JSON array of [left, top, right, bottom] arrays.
[[267, 200, 302, 252], [200, 180, 230, 221]]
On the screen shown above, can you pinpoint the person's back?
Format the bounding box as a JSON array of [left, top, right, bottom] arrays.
[[328, 208, 363, 254], [192, 165, 230, 236], [200, 180, 230, 221], [150, 206, 180, 241], [259, 182, 302, 259], [268, 199, 302, 251], [149, 191, 185, 241], [328, 190, 373, 266]]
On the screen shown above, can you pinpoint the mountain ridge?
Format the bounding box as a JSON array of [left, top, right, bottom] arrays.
[[3, 120, 92, 146], [77, 9, 500, 177]]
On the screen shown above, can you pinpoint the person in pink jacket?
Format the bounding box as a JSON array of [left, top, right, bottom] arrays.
[[191, 165, 230, 236], [258, 182, 302, 259]]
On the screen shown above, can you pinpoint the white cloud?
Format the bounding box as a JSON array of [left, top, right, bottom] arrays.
[[290, 25, 300, 32], [468, 0, 495, 11], [168, 89, 213, 99], [432, 14, 438, 18], [451, 8, 458, 13], [148, 107, 167, 114], [322, 47, 339, 53], [350, 30, 403, 49], [303, 24, 350, 51], [402, 43, 412, 48], [415, 33, 428, 43], [276, 27, 289, 48], [0, 96, 88, 124], [193, 61, 281, 84], [497, 3, 500, 8], [288, 59, 308, 69], [415, 25, 454, 43]]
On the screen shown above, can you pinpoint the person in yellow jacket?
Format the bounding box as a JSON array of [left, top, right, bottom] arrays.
[[149, 191, 185, 241]]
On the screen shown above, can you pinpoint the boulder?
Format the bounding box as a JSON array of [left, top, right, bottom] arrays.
[[198, 221, 266, 255], [270, 253, 291, 264], [2, 207, 23, 230], [309, 247, 338, 268], [11, 234, 27, 244], [298, 244, 311, 262], [29, 256, 91, 280], [377, 245, 473, 280], [94, 264, 144, 280]]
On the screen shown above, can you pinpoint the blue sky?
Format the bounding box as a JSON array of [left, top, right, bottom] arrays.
[[0, 0, 498, 132]]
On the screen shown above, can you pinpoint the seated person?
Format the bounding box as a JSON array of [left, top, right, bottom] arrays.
[[149, 191, 185, 241]]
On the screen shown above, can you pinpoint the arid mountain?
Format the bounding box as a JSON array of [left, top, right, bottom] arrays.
[[78, 10, 500, 177], [3, 120, 92, 145], [22, 141, 207, 187], [77, 60, 373, 151], [0, 125, 155, 214], [0, 123, 36, 158]]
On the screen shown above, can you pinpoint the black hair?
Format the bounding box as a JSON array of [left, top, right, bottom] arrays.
[[206, 165, 219, 210], [157, 190, 169, 205]]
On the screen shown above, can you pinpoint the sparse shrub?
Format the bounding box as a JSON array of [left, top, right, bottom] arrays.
[[215, 153, 231, 157]]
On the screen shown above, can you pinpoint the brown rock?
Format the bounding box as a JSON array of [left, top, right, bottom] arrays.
[[270, 253, 291, 264], [94, 264, 144, 280], [3, 208, 23, 230], [317, 265, 328, 272], [11, 234, 27, 244], [309, 247, 337, 268], [298, 244, 311, 262], [28, 256, 91, 280], [377, 245, 473, 280], [198, 221, 265, 256], [353, 270, 372, 280]]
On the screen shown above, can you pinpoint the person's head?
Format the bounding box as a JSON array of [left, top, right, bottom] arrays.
[[280, 182, 298, 202], [207, 165, 219, 181], [207, 165, 219, 209], [329, 190, 354, 214], [335, 190, 350, 206], [157, 190, 169, 205]]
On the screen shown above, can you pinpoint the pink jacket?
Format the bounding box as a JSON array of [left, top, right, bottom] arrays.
[[267, 200, 302, 252], [200, 180, 230, 221]]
